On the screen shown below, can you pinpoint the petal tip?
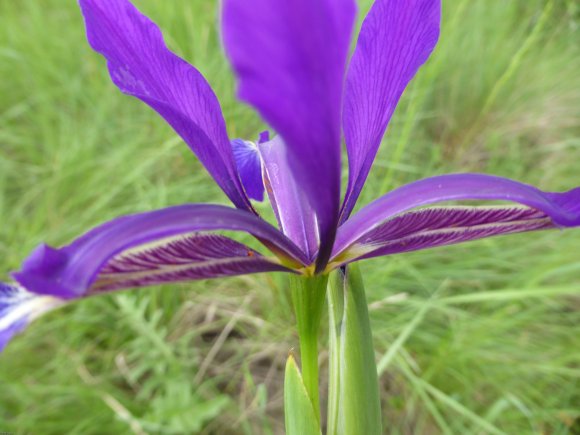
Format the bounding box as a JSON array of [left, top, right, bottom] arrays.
[[12, 244, 75, 299], [21, 243, 68, 272]]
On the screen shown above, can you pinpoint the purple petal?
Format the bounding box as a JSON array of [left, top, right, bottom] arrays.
[[0, 282, 64, 352], [13, 204, 308, 299], [222, 0, 357, 267], [79, 0, 252, 210], [92, 233, 292, 292], [334, 174, 580, 257], [335, 206, 553, 264], [1, 234, 291, 351], [341, 0, 441, 220], [231, 139, 264, 202], [258, 136, 319, 260]]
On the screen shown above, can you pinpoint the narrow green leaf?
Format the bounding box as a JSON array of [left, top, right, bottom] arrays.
[[377, 299, 432, 375], [419, 380, 507, 435], [327, 265, 382, 435], [284, 354, 322, 435], [437, 285, 579, 304]]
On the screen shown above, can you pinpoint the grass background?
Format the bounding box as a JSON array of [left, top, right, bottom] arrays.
[[1, 0, 579, 433]]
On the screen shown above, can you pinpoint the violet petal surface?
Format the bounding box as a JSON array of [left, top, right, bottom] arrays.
[[222, 0, 356, 267], [341, 0, 441, 220], [336, 206, 554, 264], [334, 173, 580, 257], [231, 139, 264, 202], [79, 0, 252, 210], [259, 136, 319, 260], [13, 204, 308, 299], [92, 233, 292, 292]]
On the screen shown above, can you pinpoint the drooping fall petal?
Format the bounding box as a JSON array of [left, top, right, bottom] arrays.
[[341, 0, 440, 220], [13, 204, 307, 299], [1, 234, 292, 352], [333, 206, 554, 264], [334, 174, 580, 259], [91, 233, 292, 292], [222, 0, 357, 268], [79, 0, 252, 210]]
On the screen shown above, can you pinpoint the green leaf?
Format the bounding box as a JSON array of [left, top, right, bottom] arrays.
[[284, 354, 322, 435], [327, 265, 382, 435]]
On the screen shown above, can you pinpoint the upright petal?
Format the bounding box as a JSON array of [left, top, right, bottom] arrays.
[[259, 136, 319, 261], [334, 174, 580, 257], [341, 0, 441, 220], [0, 283, 63, 351], [222, 0, 357, 268], [79, 0, 252, 210], [13, 204, 308, 299]]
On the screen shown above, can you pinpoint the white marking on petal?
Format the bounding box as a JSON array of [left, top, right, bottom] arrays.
[[0, 283, 64, 342]]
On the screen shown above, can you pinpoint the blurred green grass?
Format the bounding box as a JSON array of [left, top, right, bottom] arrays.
[[1, 0, 579, 433]]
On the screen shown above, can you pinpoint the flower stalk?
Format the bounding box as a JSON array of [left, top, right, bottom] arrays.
[[287, 267, 382, 434], [289, 273, 328, 422]]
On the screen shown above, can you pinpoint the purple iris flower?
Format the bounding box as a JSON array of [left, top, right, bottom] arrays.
[[1, 0, 579, 351]]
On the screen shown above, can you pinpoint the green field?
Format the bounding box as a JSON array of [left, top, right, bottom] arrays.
[[1, 0, 579, 433]]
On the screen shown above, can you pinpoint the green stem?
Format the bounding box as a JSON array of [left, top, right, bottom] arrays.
[[289, 274, 328, 422]]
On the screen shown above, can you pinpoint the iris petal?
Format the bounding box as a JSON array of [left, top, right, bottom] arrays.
[[92, 233, 293, 292], [13, 204, 308, 299], [341, 0, 441, 220], [79, 0, 252, 210], [231, 139, 264, 202], [334, 206, 553, 264], [334, 173, 580, 258], [259, 136, 319, 260], [0, 282, 63, 352], [222, 0, 357, 268], [2, 232, 293, 351]]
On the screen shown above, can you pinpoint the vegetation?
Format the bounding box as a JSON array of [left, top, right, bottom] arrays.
[[1, 0, 578, 433]]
